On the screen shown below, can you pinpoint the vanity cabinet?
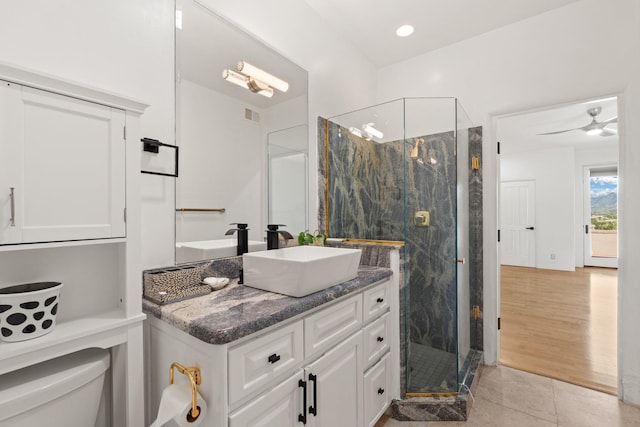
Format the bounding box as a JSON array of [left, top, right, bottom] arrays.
[[148, 278, 394, 427], [0, 80, 126, 245]]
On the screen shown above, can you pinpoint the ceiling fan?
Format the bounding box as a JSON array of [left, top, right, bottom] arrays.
[[538, 107, 618, 137]]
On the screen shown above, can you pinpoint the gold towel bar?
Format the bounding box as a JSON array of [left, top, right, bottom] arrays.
[[176, 208, 226, 213]]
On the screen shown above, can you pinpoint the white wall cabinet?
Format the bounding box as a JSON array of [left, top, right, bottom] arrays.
[[0, 62, 148, 427], [148, 279, 395, 427], [0, 80, 126, 245]]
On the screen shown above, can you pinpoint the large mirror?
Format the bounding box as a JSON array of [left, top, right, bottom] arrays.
[[175, 0, 308, 263]]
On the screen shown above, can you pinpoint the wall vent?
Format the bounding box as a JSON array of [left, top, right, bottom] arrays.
[[244, 108, 260, 122]]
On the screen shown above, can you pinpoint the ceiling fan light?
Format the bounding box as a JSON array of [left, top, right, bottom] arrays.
[[586, 128, 603, 136]]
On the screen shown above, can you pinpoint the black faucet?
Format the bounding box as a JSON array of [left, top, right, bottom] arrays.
[[225, 223, 249, 256], [266, 224, 294, 250]]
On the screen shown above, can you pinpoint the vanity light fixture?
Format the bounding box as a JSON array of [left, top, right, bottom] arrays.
[[236, 61, 289, 93], [396, 24, 414, 37], [363, 123, 384, 139], [348, 127, 363, 138], [222, 69, 274, 98], [348, 123, 384, 141]]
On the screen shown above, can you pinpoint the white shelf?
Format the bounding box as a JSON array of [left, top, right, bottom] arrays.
[[0, 310, 145, 375], [0, 238, 126, 252]]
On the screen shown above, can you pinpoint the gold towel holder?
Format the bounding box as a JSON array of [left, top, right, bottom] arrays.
[[169, 362, 202, 420]]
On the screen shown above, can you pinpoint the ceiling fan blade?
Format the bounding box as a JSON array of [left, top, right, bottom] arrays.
[[537, 127, 582, 135], [600, 127, 618, 136], [601, 116, 618, 125]]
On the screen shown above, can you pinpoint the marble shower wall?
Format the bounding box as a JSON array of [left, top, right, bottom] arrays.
[[318, 116, 484, 390]]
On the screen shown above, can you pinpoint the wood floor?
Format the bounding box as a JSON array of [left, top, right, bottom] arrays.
[[500, 265, 618, 394]]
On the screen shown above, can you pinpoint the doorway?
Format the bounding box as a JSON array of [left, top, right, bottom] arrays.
[[495, 95, 619, 393], [584, 166, 618, 268]]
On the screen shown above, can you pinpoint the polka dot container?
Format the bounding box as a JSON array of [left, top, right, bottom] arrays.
[[0, 282, 63, 342]]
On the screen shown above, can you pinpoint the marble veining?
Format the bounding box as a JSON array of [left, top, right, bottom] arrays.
[[318, 113, 484, 402], [143, 259, 391, 345]]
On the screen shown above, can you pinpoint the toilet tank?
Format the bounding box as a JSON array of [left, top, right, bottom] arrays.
[[0, 348, 110, 427]]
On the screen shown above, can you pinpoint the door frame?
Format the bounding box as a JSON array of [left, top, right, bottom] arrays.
[[486, 94, 622, 386]]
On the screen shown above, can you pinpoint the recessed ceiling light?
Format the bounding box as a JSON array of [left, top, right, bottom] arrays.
[[396, 24, 414, 37]]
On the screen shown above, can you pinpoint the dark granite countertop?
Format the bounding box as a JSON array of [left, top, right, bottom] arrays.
[[143, 265, 392, 345]]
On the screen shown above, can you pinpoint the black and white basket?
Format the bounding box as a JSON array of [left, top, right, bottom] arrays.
[[0, 282, 63, 342]]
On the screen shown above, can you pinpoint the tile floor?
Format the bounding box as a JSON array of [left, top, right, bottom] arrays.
[[376, 366, 640, 427]]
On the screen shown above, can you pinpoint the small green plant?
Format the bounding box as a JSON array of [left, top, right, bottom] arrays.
[[297, 230, 326, 246]]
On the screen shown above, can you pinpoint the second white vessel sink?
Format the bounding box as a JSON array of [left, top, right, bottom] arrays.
[[176, 239, 267, 263], [242, 246, 362, 297]]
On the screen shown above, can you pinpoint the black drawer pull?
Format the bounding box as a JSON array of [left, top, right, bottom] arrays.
[[268, 353, 281, 364], [378, 387, 385, 395], [377, 336, 384, 343], [308, 373, 318, 416], [299, 379, 307, 424], [376, 297, 384, 303]]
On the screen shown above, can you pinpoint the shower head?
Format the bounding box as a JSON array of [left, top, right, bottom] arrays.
[[410, 138, 425, 159]]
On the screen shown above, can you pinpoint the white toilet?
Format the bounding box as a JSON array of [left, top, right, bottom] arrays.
[[0, 348, 110, 427]]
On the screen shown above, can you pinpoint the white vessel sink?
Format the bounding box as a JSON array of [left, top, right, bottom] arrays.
[[176, 239, 267, 263], [242, 246, 362, 297]]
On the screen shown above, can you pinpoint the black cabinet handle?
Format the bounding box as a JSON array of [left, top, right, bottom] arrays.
[[525, 226, 534, 230], [308, 373, 318, 416], [378, 388, 385, 395], [298, 379, 307, 424], [377, 336, 384, 343], [376, 297, 384, 303], [585, 224, 589, 234], [268, 353, 281, 364]]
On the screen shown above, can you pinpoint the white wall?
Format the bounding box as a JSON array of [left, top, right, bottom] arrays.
[[573, 147, 619, 267], [177, 79, 263, 242], [501, 147, 575, 271], [376, 0, 640, 404]]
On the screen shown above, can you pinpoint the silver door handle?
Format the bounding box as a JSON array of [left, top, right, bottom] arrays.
[[9, 187, 15, 227]]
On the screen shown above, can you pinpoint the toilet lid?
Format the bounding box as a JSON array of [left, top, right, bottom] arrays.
[[0, 348, 110, 421]]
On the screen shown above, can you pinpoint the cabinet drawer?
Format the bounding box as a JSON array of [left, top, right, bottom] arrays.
[[363, 280, 390, 323], [364, 352, 390, 427], [228, 320, 303, 405], [363, 312, 390, 368], [304, 294, 362, 358], [229, 371, 303, 427]]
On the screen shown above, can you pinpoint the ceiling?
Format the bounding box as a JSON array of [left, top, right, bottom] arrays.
[[303, 0, 581, 67], [497, 96, 618, 154]]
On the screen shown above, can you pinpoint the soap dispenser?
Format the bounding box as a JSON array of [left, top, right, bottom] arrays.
[[225, 223, 249, 255]]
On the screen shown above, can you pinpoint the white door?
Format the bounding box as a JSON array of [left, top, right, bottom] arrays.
[[305, 331, 362, 427], [500, 180, 536, 267], [584, 166, 618, 268], [229, 371, 304, 427], [0, 83, 126, 244]]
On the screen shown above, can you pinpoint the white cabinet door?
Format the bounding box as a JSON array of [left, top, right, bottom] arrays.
[[229, 371, 305, 427], [305, 331, 363, 427], [0, 82, 126, 244]]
